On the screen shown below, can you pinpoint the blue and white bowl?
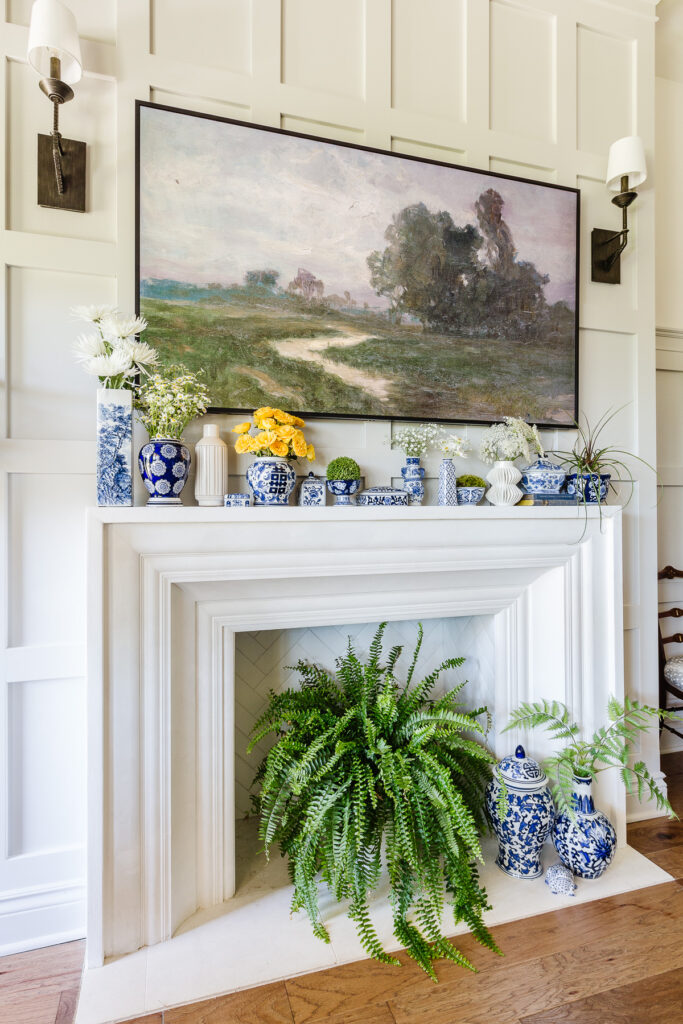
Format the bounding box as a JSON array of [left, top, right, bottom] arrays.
[[138, 439, 191, 506], [326, 478, 361, 506], [520, 458, 566, 496], [355, 487, 409, 507], [456, 486, 486, 506], [565, 472, 611, 503]]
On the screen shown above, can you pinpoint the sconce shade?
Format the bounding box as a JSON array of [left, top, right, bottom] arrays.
[[27, 0, 82, 84], [605, 135, 647, 191]]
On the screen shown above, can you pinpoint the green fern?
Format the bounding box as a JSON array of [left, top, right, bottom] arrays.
[[504, 697, 678, 819], [249, 623, 501, 980]]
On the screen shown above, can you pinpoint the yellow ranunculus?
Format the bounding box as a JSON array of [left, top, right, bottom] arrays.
[[276, 424, 297, 440], [260, 417, 278, 429], [273, 409, 294, 425], [235, 433, 254, 454], [293, 435, 307, 458], [256, 430, 277, 447], [232, 421, 252, 434], [270, 440, 288, 457], [306, 443, 315, 461], [253, 406, 275, 422], [291, 415, 305, 427], [246, 435, 263, 453]]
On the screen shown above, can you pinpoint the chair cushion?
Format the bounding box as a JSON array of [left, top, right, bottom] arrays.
[[664, 655, 683, 688]]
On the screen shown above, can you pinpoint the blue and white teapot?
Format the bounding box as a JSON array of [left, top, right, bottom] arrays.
[[486, 745, 555, 879]]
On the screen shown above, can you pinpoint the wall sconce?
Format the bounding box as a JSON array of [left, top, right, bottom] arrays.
[[27, 0, 86, 212], [591, 136, 647, 284]]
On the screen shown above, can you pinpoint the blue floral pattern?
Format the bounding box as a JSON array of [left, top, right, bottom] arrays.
[[138, 439, 191, 505], [486, 745, 554, 879], [246, 457, 297, 505], [520, 458, 567, 496], [456, 486, 485, 506], [552, 775, 616, 878], [356, 487, 409, 506], [401, 457, 425, 505], [299, 473, 326, 506], [97, 392, 133, 507], [565, 473, 610, 503]]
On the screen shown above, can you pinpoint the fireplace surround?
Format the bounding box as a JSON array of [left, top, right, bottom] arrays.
[[78, 504, 671, 1021]]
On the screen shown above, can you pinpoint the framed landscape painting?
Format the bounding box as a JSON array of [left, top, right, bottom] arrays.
[[136, 101, 579, 426]]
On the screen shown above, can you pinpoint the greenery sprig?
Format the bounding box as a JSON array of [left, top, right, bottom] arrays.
[[504, 697, 677, 820], [249, 623, 501, 980]]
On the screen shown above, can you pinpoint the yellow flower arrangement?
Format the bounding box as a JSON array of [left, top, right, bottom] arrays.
[[232, 408, 315, 461]]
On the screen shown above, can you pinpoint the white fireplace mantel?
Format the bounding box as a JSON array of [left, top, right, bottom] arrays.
[[86, 505, 628, 976]]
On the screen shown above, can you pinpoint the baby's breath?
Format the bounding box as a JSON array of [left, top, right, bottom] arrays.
[[479, 417, 543, 465], [391, 423, 441, 458], [136, 365, 209, 440]]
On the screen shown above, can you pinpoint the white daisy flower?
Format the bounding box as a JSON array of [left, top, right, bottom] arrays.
[[101, 314, 148, 340], [84, 349, 134, 378], [71, 304, 118, 323]]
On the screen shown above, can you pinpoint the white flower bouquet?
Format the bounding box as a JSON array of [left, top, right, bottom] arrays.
[[72, 305, 158, 389], [438, 434, 471, 459], [391, 423, 441, 458], [479, 417, 544, 465], [136, 365, 209, 440]]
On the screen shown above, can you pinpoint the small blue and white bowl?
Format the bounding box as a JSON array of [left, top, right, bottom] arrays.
[[565, 472, 611, 503], [456, 486, 485, 506], [224, 493, 251, 507], [356, 487, 409, 507], [520, 457, 566, 496], [138, 439, 191, 506], [326, 478, 361, 506]]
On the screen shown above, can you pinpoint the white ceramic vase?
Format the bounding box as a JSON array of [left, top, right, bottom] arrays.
[[194, 424, 228, 506], [486, 460, 522, 506]]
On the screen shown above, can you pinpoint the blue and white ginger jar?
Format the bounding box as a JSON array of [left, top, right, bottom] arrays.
[[565, 473, 611, 503], [246, 456, 297, 506], [552, 774, 616, 879], [138, 439, 191, 506], [520, 457, 566, 496], [299, 472, 326, 506], [401, 457, 425, 506], [485, 745, 555, 879]]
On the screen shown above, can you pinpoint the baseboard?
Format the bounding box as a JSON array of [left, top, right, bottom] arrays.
[[0, 880, 86, 957]]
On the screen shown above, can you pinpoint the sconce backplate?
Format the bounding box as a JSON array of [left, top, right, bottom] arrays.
[[37, 134, 86, 212], [591, 228, 621, 284]]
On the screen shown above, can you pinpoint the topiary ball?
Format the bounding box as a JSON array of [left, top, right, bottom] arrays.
[[327, 456, 361, 481]]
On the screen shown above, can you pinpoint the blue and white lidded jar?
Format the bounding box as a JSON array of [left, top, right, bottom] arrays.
[[520, 457, 567, 496], [246, 456, 297, 506], [138, 439, 191, 506], [298, 472, 326, 506], [552, 774, 616, 879], [485, 745, 555, 879]]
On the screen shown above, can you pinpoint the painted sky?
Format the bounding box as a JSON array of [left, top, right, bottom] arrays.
[[139, 106, 577, 309]]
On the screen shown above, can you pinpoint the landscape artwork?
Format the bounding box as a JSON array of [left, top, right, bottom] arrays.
[[137, 102, 579, 425]]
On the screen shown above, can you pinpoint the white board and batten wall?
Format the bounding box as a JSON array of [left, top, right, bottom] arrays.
[[0, 0, 663, 955]]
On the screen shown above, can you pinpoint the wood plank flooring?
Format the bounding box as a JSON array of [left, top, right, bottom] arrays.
[[1, 751, 681, 1024]]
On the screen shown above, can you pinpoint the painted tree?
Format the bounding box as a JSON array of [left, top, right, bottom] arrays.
[[288, 268, 325, 302]]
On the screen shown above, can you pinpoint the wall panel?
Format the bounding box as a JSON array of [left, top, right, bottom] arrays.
[[151, 0, 252, 75], [577, 25, 634, 152], [7, 0, 116, 44], [391, 0, 466, 120], [281, 0, 365, 99], [490, 0, 556, 142]]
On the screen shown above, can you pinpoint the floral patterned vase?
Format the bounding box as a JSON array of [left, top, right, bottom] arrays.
[[401, 456, 425, 505], [486, 460, 523, 506], [565, 473, 611, 503], [553, 775, 617, 879], [97, 388, 133, 506], [438, 458, 458, 505], [520, 457, 566, 496], [138, 439, 191, 506], [246, 456, 297, 505], [326, 478, 361, 506], [485, 745, 555, 879]]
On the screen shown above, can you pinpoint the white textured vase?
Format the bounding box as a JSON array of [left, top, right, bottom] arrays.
[[194, 424, 228, 506], [486, 460, 522, 506]]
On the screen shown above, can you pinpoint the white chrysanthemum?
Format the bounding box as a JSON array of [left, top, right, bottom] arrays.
[[83, 349, 135, 378], [73, 332, 107, 362], [71, 304, 118, 323], [122, 339, 159, 367], [101, 314, 148, 340]]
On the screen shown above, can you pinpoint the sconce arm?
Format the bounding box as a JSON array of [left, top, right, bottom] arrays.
[[51, 97, 65, 195]]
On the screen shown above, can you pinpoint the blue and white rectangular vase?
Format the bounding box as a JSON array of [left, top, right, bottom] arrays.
[[96, 388, 133, 506]]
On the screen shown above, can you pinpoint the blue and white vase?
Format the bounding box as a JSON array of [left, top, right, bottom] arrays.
[[565, 473, 610, 503], [553, 774, 616, 879], [96, 388, 133, 506], [520, 458, 566, 496], [326, 478, 361, 506], [299, 472, 326, 506], [138, 439, 191, 505], [438, 458, 458, 506], [246, 456, 297, 506], [401, 456, 425, 505], [485, 745, 555, 879]]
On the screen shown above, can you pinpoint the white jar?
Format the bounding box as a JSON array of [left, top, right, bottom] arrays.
[[194, 424, 228, 506]]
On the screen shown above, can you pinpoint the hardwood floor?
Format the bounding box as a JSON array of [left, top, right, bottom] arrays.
[[2, 752, 681, 1024]]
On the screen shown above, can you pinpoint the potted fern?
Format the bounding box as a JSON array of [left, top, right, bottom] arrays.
[[249, 623, 502, 980], [504, 698, 676, 878]]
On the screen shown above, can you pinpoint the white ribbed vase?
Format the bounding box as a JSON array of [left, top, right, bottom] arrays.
[[486, 460, 522, 506], [194, 424, 228, 506]]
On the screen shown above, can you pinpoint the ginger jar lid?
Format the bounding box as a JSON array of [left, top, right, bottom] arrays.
[[496, 745, 547, 790]]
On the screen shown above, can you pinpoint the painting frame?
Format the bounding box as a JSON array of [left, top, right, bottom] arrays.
[[135, 99, 580, 428]]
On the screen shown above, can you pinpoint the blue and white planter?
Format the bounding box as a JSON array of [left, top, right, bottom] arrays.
[[356, 487, 409, 506], [96, 388, 133, 507], [438, 458, 458, 506], [327, 478, 361, 506], [456, 486, 486, 506], [565, 472, 611, 503], [138, 439, 191, 505], [401, 456, 425, 505], [520, 458, 566, 496], [246, 456, 297, 505], [553, 775, 617, 879], [486, 745, 555, 879]]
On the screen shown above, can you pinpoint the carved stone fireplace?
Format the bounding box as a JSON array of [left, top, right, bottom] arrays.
[[77, 506, 670, 1024]]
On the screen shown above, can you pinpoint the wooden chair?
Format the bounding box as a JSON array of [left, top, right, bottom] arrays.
[[658, 565, 683, 741]]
